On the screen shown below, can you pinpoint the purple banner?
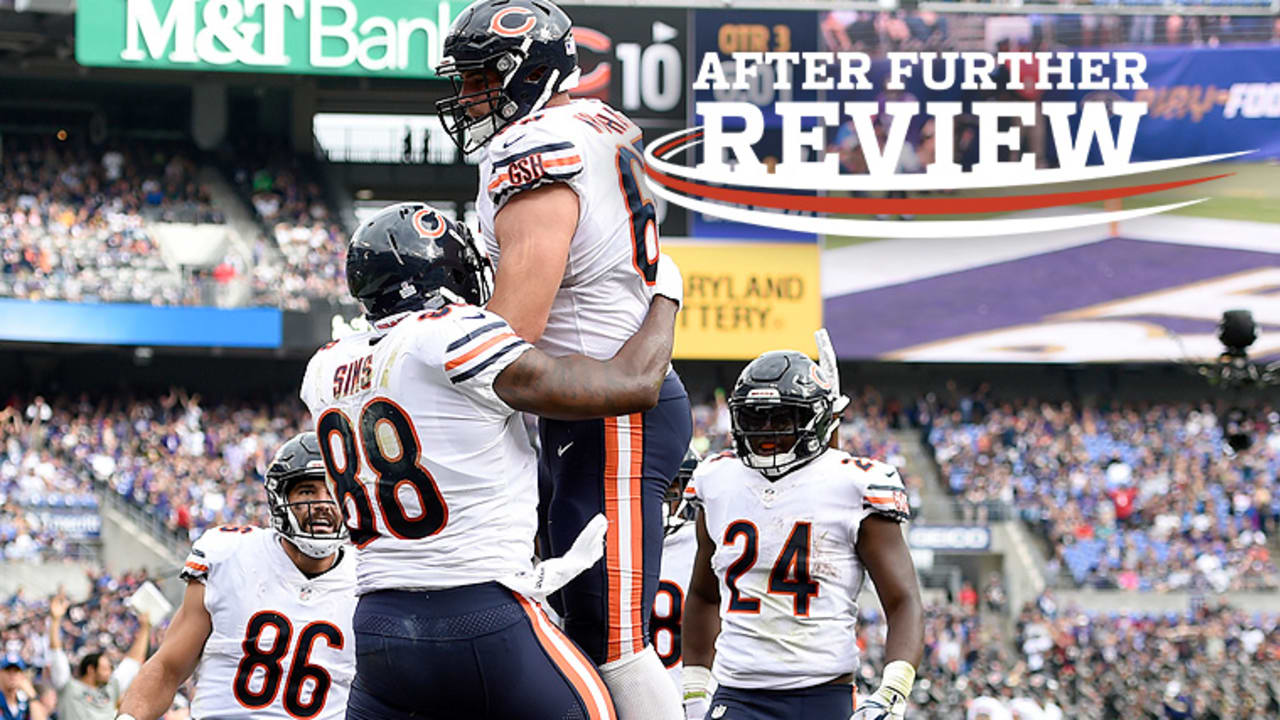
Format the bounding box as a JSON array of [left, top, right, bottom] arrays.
[[824, 237, 1280, 362]]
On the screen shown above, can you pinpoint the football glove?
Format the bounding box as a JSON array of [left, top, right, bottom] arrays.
[[500, 514, 608, 601], [850, 661, 915, 720]]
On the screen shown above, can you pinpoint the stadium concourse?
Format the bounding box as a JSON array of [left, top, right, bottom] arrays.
[[2, 0, 1280, 718]]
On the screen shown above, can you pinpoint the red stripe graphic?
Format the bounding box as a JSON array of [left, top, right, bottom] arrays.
[[645, 164, 1232, 216], [653, 130, 703, 159]]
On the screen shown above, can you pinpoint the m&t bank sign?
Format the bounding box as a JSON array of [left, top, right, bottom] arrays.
[[76, 0, 457, 77]]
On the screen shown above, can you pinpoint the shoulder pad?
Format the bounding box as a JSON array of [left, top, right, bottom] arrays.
[[844, 458, 910, 523], [180, 525, 261, 582], [417, 305, 530, 386], [486, 120, 584, 212]]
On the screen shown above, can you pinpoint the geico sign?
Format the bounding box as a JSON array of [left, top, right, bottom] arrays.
[[119, 0, 453, 72], [907, 526, 991, 551], [1224, 83, 1280, 119]]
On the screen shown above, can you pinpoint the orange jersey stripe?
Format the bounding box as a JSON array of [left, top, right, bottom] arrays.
[[184, 562, 208, 572], [444, 332, 517, 371], [864, 494, 899, 504], [515, 594, 616, 720], [487, 173, 508, 191], [543, 155, 582, 168]]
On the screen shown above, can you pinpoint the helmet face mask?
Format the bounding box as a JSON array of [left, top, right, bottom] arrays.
[[435, 0, 579, 154], [733, 405, 806, 457], [266, 433, 347, 559], [276, 476, 346, 559], [728, 351, 837, 480]]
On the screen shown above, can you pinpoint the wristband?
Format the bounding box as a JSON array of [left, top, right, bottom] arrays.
[[683, 664, 712, 701], [878, 660, 916, 699]]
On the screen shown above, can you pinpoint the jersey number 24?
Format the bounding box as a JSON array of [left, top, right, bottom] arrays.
[[723, 520, 820, 616]]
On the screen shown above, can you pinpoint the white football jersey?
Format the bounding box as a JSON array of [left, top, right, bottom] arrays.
[[689, 450, 910, 690], [300, 305, 537, 595], [654, 519, 697, 692], [476, 98, 657, 360], [180, 526, 356, 720]]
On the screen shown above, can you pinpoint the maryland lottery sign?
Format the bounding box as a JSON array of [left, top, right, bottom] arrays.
[[647, 48, 1246, 239]]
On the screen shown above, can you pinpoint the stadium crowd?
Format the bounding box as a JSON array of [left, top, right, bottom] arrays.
[[0, 135, 218, 305], [0, 132, 352, 312], [0, 389, 308, 560], [925, 395, 1280, 591], [856, 589, 1280, 720], [226, 141, 350, 311]]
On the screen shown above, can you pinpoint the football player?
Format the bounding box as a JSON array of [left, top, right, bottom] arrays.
[[300, 203, 681, 720], [652, 449, 701, 695], [116, 432, 355, 720], [437, 3, 692, 718], [682, 351, 925, 720]]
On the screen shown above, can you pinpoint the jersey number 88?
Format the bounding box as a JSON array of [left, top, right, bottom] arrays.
[[316, 398, 448, 546]]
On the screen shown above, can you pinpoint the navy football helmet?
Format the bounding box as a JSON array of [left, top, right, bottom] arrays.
[[728, 351, 838, 479], [265, 432, 346, 559], [436, 0, 580, 153], [346, 203, 494, 321]]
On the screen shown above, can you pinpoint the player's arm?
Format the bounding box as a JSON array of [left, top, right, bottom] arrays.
[[493, 294, 677, 420], [117, 582, 213, 720], [854, 515, 924, 718], [681, 509, 720, 718], [486, 183, 577, 343], [858, 517, 923, 666]]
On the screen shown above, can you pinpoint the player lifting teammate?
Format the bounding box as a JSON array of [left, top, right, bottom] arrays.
[[682, 351, 925, 720], [437, 3, 692, 717], [301, 203, 682, 720], [116, 432, 355, 720]]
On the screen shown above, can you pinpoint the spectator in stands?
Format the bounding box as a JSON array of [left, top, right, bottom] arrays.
[[1, 654, 48, 720], [47, 592, 149, 720]]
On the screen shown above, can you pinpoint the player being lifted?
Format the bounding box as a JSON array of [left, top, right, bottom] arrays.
[[437, 3, 692, 718], [300, 203, 682, 720], [682, 351, 925, 720], [116, 432, 355, 720]]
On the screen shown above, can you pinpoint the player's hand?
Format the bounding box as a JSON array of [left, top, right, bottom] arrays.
[[15, 671, 36, 698], [652, 253, 683, 309], [852, 661, 914, 720], [849, 688, 906, 720]]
